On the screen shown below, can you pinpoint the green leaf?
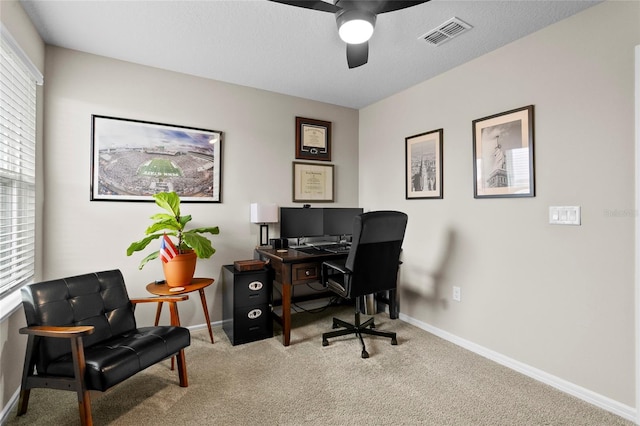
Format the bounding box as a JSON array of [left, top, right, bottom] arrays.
[[153, 192, 180, 216], [126, 233, 164, 255], [146, 220, 181, 235], [138, 250, 160, 270], [183, 233, 215, 258]]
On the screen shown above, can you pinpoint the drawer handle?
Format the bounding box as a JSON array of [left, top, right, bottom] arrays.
[[305, 270, 310, 276], [248, 309, 263, 319], [248, 281, 263, 291]]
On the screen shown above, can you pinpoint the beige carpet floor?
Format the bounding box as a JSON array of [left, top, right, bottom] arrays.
[[6, 306, 633, 425]]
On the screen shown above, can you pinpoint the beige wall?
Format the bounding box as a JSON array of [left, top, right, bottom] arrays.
[[360, 0, 639, 410], [41, 46, 359, 325]]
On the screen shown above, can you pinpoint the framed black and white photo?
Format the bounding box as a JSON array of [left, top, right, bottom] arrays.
[[472, 105, 535, 198], [295, 116, 331, 161], [405, 129, 443, 199], [91, 115, 223, 202]]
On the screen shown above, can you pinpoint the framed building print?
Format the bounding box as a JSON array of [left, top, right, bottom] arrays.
[[292, 162, 334, 202], [91, 115, 223, 202], [472, 105, 535, 198], [405, 129, 444, 199], [295, 116, 331, 161]]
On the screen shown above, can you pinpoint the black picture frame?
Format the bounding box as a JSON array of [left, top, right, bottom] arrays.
[[91, 115, 223, 202], [405, 129, 444, 200], [472, 105, 535, 198], [295, 116, 331, 161]]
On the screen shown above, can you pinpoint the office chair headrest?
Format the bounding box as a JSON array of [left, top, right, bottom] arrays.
[[355, 211, 408, 244]]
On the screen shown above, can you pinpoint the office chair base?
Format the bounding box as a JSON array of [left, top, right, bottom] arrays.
[[322, 314, 397, 358]]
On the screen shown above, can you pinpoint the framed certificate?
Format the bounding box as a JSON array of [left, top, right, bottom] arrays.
[[292, 162, 334, 202], [295, 116, 331, 161]]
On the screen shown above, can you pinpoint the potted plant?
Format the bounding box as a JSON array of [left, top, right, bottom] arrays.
[[127, 191, 220, 286]]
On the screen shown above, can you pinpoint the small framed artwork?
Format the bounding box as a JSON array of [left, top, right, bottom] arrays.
[[91, 115, 223, 202], [295, 116, 331, 161], [405, 129, 444, 199], [472, 105, 535, 198], [292, 161, 334, 202]]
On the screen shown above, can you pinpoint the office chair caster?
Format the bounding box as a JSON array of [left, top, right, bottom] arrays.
[[322, 338, 329, 346], [361, 350, 369, 358], [391, 337, 398, 345]]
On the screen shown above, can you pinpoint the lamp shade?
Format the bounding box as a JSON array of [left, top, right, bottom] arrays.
[[250, 203, 278, 224]]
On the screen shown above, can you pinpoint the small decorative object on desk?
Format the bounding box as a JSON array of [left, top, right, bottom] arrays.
[[234, 259, 266, 272]]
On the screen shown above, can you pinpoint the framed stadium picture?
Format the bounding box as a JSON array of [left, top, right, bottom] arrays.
[[91, 115, 223, 202]]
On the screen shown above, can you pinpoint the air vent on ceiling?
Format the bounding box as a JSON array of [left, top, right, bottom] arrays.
[[419, 17, 472, 46]]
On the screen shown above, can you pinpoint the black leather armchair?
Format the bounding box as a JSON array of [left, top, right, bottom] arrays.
[[321, 211, 407, 358], [17, 270, 191, 425]]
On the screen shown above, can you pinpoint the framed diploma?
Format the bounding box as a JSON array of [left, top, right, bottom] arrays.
[[292, 162, 334, 202], [295, 116, 331, 161]]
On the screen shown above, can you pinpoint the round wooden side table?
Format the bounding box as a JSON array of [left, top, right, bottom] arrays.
[[146, 277, 215, 343]]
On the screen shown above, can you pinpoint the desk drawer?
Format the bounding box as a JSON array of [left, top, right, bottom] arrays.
[[292, 262, 319, 284]]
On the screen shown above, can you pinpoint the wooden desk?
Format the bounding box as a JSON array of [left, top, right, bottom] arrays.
[[255, 248, 346, 346], [146, 278, 215, 344]]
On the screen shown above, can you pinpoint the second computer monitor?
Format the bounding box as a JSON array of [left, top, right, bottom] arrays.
[[323, 208, 363, 237]]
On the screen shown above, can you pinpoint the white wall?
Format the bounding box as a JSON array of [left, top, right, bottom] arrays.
[[41, 46, 359, 328], [360, 0, 639, 410]]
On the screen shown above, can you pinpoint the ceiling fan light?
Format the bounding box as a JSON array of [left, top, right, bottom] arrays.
[[336, 10, 376, 44]]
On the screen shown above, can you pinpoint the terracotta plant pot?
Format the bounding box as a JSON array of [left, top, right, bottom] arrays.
[[162, 251, 197, 287]]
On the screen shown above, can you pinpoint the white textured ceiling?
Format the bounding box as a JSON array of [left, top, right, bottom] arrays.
[[19, 0, 600, 109]]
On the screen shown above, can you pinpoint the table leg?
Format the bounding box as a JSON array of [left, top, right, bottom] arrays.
[[154, 301, 163, 326], [282, 282, 291, 346], [198, 289, 214, 344], [168, 301, 181, 371]]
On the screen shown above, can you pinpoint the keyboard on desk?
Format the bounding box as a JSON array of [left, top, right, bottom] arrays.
[[294, 243, 351, 255]]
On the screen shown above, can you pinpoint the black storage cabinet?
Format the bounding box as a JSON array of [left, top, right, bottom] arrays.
[[222, 265, 273, 345]]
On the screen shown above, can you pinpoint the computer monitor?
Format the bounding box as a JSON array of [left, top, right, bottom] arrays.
[[279, 208, 324, 239], [323, 208, 363, 237]]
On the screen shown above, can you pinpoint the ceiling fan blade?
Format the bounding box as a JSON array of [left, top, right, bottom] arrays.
[[335, 0, 429, 14], [376, 1, 430, 13], [268, 0, 340, 13], [346, 42, 368, 69]]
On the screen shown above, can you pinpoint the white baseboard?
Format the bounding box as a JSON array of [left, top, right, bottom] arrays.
[[1, 387, 20, 425], [399, 313, 637, 424]]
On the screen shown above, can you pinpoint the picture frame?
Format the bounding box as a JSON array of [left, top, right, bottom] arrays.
[[295, 116, 331, 161], [472, 105, 535, 198], [91, 115, 223, 202], [405, 129, 444, 199], [292, 161, 334, 203]]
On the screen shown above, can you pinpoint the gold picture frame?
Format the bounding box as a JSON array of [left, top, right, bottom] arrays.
[[292, 162, 334, 203]]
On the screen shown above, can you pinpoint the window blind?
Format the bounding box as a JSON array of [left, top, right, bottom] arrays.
[[0, 28, 39, 299]]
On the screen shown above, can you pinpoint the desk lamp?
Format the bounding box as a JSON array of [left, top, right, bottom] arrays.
[[250, 203, 278, 247]]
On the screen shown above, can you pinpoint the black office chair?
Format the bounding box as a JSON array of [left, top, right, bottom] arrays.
[[321, 211, 408, 358]]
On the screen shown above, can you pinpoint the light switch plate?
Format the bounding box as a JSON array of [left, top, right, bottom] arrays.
[[549, 206, 581, 225]]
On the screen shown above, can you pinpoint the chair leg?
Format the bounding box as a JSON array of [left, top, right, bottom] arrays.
[[16, 389, 30, 416], [175, 349, 188, 387], [77, 391, 93, 426]]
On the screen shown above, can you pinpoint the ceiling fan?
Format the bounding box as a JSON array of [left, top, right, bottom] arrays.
[[269, 0, 430, 69]]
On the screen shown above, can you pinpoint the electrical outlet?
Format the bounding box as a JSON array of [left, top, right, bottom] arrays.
[[452, 286, 461, 302]]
